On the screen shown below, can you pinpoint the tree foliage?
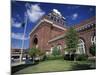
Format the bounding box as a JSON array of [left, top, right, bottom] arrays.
[[65, 27, 79, 53], [28, 47, 40, 57], [52, 46, 61, 56], [28, 47, 46, 57], [89, 44, 96, 56]]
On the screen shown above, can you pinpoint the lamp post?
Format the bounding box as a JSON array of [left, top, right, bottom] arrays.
[[20, 14, 28, 63]]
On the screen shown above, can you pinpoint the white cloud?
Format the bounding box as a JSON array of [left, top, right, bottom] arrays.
[[53, 9, 62, 16], [71, 13, 78, 20], [52, 9, 65, 19], [89, 8, 94, 12], [11, 32, 29, 40], [11, 18, 22, 28], [26, 4, 45, 23]]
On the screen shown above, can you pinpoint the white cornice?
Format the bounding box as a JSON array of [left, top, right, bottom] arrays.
[[29, 19, 44, 35], [52, 24, 66, 30], [43, 19, 53, 24], [48, 34, 65, 43], [44, 19, 66, 30]]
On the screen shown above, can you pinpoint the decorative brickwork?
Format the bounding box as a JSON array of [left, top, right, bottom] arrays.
[[30, 11, 96, 56]]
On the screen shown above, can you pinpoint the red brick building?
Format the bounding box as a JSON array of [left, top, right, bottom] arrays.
[[29, 9, 96, 56]]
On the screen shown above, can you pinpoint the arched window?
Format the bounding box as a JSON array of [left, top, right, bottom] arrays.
[[50, 44, 62, 54], [76, 39, 85, 54], [50, 16, 54, 20], [57, 44, 62, 50], [91, 36, 96, 45], [33, 38, 38, 45], [33, 35, 38, 48], [54, 17, 57, 22], [50, 47, 53, 54]]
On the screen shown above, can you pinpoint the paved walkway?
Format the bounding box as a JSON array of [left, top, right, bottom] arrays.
[[11, 61, 25, 66]]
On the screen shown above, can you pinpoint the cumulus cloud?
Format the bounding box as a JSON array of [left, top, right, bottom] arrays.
[[89, 8, 94, 12], [26, 4, 45, 23], [11, 32, 29, 40], [53, 9, 62, 16], [11, 18, 22, 28], [71, 13, 78, 20]]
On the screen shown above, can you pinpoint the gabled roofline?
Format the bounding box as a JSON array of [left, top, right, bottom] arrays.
[[29, 19, 44, 35], [29, 19, 66, 35], [74, 16, 96, 28], [48, 16, 96, 43]]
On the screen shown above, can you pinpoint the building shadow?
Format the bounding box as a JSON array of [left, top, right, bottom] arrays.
[[70, 61, 96, 71], [11, 62, 38, 75]]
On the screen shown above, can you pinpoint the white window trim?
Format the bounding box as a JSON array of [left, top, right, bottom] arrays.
[[91, 36, 96, 45], [76, 39, 85, 54], [50, 47, 53, 54]]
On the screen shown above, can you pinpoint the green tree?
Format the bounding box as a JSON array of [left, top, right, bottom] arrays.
[[28, 47, 40, 60], [65, 27, 79, 60], [52, 46, 61, 57], [89, 44, 96, 56]]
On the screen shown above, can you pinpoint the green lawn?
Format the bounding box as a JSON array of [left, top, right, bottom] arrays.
[[14, 59, 95, 74]]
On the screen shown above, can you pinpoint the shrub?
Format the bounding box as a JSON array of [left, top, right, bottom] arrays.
[[71, 63, 95, 70], [28, 47, 47, 62], [70, 53, 76, 61], [76, 54, 88, 61], [40, 55, 47, 61], [64, 53, 76, 61], [28, 47, 40, 57], [43, 55, 47, 60], [89, 44, 96, 56], [38, 50, 45, 56], [64, 54, 70, 60]]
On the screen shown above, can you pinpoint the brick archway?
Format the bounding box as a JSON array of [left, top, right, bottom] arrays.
[[32, 35, 38, 48], [77, 39, 86, 54]]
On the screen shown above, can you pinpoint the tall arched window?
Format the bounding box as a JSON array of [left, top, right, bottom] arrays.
[[76, 39, 85, 54], [50, 44, 62, 54], [33, 35, 38, 48], [91, 36, 96, 45], [50, 47, 53, 54], [57, 44, 62, 50]]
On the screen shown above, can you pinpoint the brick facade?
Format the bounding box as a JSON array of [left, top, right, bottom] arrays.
[[30, 20, 66, 51], [30, 11, 96, 56]]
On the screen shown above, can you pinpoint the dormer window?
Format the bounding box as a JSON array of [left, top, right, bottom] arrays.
[[50, 16, 54, 20], [47, 9, 66, 26], [54, 17, 57, 21], [57, 19, 60, 23], [91, 36, 96, 45], [62, 21, 64, 25], [60, 20, 64, 25]]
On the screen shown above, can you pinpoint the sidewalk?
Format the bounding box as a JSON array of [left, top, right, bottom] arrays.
[[11, 61, 25, 66]]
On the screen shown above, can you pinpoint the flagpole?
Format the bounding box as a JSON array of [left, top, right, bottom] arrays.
[[20, 14, 28, 63]]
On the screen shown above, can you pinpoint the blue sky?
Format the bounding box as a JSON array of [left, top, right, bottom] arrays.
[[11, 1, 96, 49]]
